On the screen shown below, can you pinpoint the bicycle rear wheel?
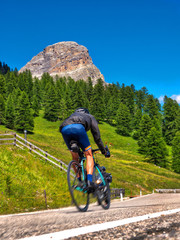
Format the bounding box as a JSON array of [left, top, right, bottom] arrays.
[[67, 160, 89, 212]]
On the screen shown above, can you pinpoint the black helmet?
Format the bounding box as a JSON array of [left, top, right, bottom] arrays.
[[75, 108, 89, 114]]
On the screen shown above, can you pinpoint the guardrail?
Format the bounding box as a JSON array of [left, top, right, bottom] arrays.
[[0, 133, 16, 145], [111, 188, 125, 199], [156, 189, 180, 193], [0, 133, 68, 172]]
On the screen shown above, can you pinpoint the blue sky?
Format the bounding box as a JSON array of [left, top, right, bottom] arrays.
[[1, 0, 180, 103]]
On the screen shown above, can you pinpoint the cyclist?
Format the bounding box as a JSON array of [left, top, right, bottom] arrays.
[[60, 107, 110, 192]]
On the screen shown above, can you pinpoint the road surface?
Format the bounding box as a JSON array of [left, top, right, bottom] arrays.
[[0, 193, 180, 239]]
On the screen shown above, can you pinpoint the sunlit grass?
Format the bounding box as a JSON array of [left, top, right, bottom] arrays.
[[0, 145, 70, 214]]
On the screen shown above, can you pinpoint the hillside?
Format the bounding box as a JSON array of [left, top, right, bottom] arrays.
[[0, 112, 180, 214]]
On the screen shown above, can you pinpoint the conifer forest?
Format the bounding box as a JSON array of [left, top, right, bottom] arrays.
[[0, 61, 180, 173]]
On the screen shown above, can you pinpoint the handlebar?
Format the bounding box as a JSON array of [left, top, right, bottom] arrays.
[[92, 145, 110, 158], [92, 148, 100, 154]]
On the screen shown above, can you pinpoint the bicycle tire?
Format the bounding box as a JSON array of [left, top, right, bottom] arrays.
[[100, 180, 111, 210], [93, 166, 111, 210], [67, 160, 89, 212]]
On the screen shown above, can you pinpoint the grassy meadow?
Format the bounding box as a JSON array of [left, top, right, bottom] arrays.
[[0, 111, 180, 214]]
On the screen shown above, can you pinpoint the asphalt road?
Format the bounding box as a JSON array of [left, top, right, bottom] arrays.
[[0, 193, 180, 240]]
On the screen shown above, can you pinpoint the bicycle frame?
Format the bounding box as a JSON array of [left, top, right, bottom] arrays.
[[77, 152, 106, 189]]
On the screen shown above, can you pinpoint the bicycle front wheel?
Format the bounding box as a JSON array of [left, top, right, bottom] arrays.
[[67, 160, 89, 212], [100, 180, 111, 210], [93, 166, 111, 210]]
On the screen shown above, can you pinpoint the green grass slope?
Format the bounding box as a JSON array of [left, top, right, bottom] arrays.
[[0, 145, 70, 214], [0, 111, 180, 214]]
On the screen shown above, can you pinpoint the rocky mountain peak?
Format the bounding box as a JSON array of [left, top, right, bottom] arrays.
[[19, 41, 104, 84]]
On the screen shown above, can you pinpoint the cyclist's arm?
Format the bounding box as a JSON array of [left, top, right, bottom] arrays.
[[90, 116, 106, 155]]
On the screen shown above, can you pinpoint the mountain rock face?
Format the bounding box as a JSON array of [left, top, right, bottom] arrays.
[[19, 41, 104, 84]]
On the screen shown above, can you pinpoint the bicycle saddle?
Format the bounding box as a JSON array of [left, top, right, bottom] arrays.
[[70, 140, 79, 152]]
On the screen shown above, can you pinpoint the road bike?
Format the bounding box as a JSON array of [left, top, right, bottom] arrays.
[[67, 143, 112, 212]]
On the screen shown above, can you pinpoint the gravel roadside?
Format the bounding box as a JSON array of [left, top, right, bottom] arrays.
[[68, 212, 180, 240]]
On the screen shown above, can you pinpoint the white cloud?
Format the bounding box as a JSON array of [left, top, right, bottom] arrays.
[[170, 95, 180, 104], [158, 95, 180, 104], [158, 95, 164, 104]]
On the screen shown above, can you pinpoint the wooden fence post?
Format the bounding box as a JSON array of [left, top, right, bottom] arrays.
[[14, 133, 16, 146], [45, 152, 47, 162]]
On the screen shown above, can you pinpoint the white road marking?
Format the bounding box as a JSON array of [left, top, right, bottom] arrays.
[[18, 208, 180, 240]]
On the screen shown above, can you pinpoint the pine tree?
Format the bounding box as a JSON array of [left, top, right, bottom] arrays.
[[0, 94, 5, 124], [175, 108, 180, 132], [33, 78, 42, 106], [11, 88, 22, 110], [119, 83, 126, 103], [90, 79, 105, 121], [65, 78, 76, 115], [116, 102, 132, 136], [32, 95, 40, 117], [24, 70, 33, 103], [122, 86, 135, 116], [0, 62, 10, 74], [55, 77, 66, 104], [5, 94, 15, 129], [132, 108, 142, 139], [0, 74, 6, 99], [172, 131, 180, 173], [5, 71, 17, 98], [144, 94, 161, 120], [145, 127, 168, 167], [14, 91, 34, 132], [163, 96, 179, 145], [73, 81, 88, 109], [44, 84, 58, 121], [105, 96, 118, 125], [87, 77, 93, 102], [135, 87, 148, 110], [40, 73, 54, 106], [133, 108, 142, 130], [138, 114, 153, 153], [104, 84, 120, 124], [59, 98, 68, 120]]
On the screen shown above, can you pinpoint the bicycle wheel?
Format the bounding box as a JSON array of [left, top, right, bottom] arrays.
[[67, 160, 89, 212], [94, 167, 111, 210], [99, 180, 111, 210]]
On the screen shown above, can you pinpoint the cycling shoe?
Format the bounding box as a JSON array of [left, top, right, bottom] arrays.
[[87, 181, 96, 194]]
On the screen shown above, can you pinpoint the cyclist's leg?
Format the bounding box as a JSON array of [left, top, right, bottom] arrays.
[[76, 128, 94, 183], [84, 149, 94, 178], [84, 149, 96, 192], [70, 151, 79, 161], [70, 151, 81, 179]]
